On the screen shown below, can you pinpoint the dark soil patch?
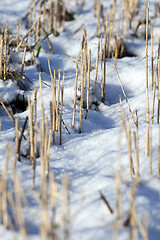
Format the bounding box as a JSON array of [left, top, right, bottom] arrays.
[[2, 94, 28, 114], [106, 42, 137, 59]]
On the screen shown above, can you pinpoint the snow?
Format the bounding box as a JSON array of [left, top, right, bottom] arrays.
[[0, 0, 160, 239]]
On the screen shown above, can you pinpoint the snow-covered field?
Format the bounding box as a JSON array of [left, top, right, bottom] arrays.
[[0, 0, 160, 239]]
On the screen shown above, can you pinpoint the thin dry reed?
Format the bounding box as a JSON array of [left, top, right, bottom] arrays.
[[60, 72, 65, 145], [119, 97, 135, 178], [114, 66, 136, 126], [0, 35, 2, 79], [115, 171, 123, 225], [86, 48, 91, 118], [72, 57, 79, 128], [92, 39, 100, 94], [133, 131, 140, 183], [157, 58, 160, 124], [145, 2, 150, 157], [151, 67, 157, 124], [151, 25, 154, 88], [115, 35, 118, 67], [79, 42, 84, 133], [102, 37, 106, 103]]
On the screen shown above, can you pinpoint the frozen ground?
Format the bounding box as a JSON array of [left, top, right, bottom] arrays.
[[0, 0, 160, 239]]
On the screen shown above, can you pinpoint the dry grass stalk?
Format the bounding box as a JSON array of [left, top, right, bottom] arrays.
[[79, 43, 84, 133], [72, 57, 78, 128], [56, 70, 61, 130], [110, 3, 116, 38], [45, 0, 50, 31], [2, 145, 29, 232], [0, 100, 14, 124], [3, 144, 10, 228], [39, 71, 44, 112], [62, 0, 66, 32], [86, 48, 91, 118], [15, 118, 19, 155], [48, 61, 56, 143], [102, 37, 106, 103], [16, 21, 20, 50], [115, 171, 123, 224], [3, 28, 7, 81], [135, 110, 139, 165], [49, 1, 53, 32], [115, 35, 118, 67], [69, 24, 84, 40], [100, 36, 103, 101], [151, 67, 157, 124], [112, 169, 147, 239], [128, 180, 137, 239], [40, 172, 71, 240], [50, 100, 54, 139], [36, 7, 41, 43], [0, 35, 2, 79], [105, 10, 109, 37], [40, 115, 46, 198], [17, 17, 39, 49], [0, 144, 72, 239], [47, 128, 52, 174], [49, 171, 57, 212], [83, 28, 88, 89], [48, 61, 53, 125], [40, 193, 49, 240], [99, 191, 114, 214], [60, 72, 65, 145], [33, 0, 36, 36], [157, 59, 160, 124], [158, 57, 160, 90], [14, 175, 27, 239], [45, 116, 50, 173], [61, 174, 70, 239], [55, 98, 61, 144], [114, 65, 136, 126], [48, 62, 61, 143], [21, 38, 28, 76], [54, 2, 57, 35], [120, 14, 129, 58], [28, 96, 34, 165], [119, 97, 135, 178], [17, 116, 28, 162], [92, 39, 100, 94], [120, 9, 125, 40], [96, 0, 101, 37], [151, 25, 154, 88], [43, 1, 46, 31], [100, 4, 106, 34], [127, 119, 135, 178], [107, 19, 112, 59], [145, 2, 150, 157], [32, 89, 38, 189], [132, 206, 149, 240], [117, 13, 121, 38], [133, 131, 140, 183]]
